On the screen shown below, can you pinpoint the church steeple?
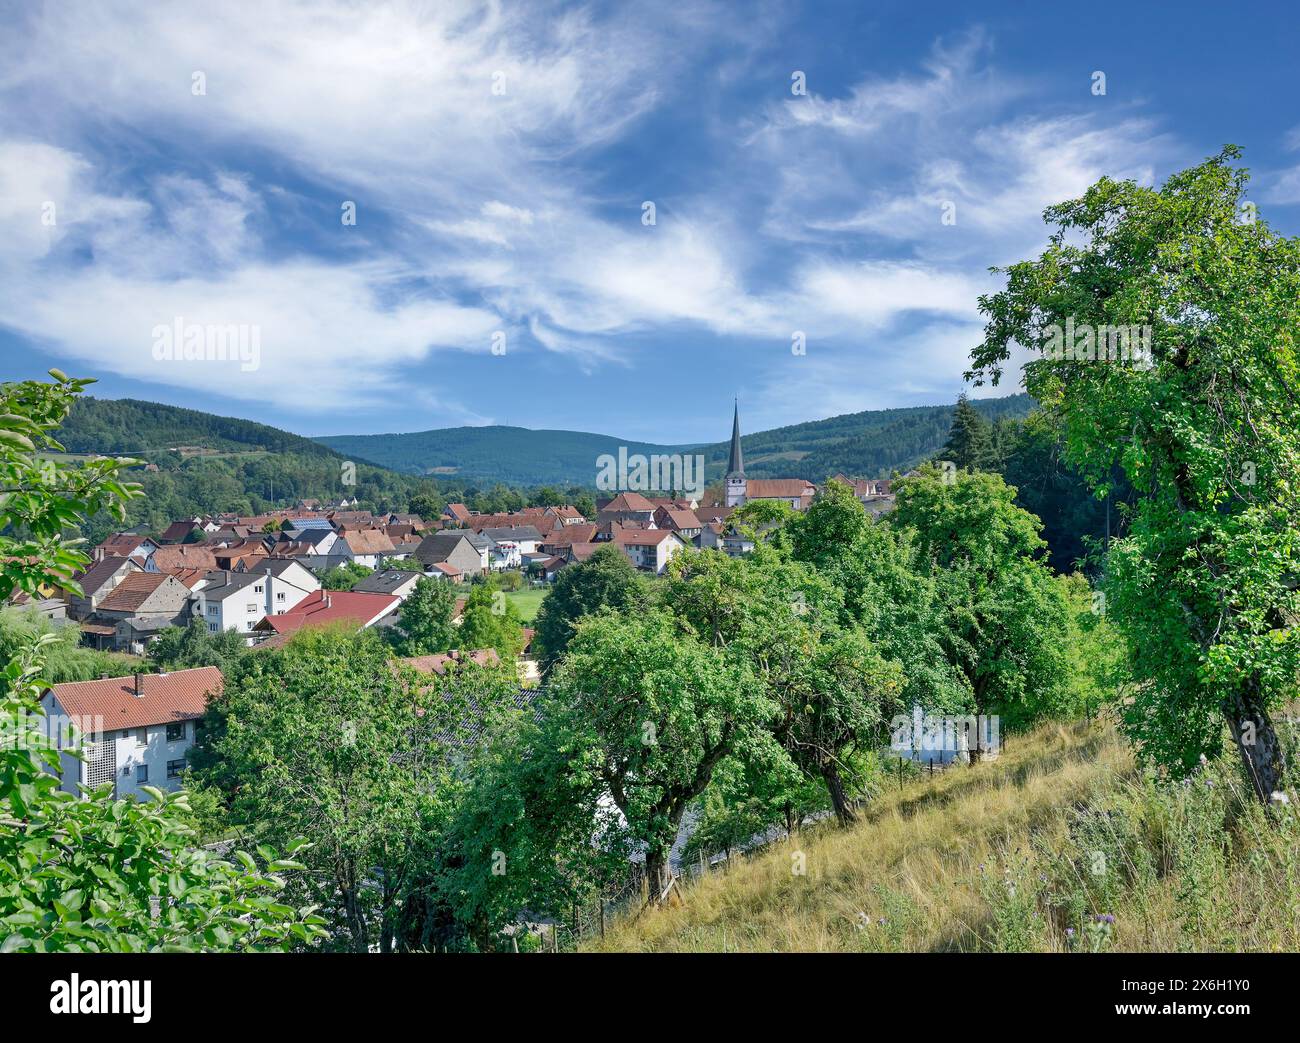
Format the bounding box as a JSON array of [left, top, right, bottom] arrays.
[[725, 400, 747, 508], [726, 399, 745, 478]]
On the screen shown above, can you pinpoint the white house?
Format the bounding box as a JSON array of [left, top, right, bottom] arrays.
[[479, 526, 544, 570], [190, 559, 321, 637], [340, 529, 397, 570], [40, 667, 222, 798], [612, 528, 688, 574]]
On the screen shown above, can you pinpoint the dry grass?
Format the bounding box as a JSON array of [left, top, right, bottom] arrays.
[[587, 718, 1300, 952]]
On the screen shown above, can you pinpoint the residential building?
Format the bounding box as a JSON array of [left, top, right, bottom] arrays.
[[653, 506, 703, 540], [92, 534, 160, 564], [415, 531, 489, 577], [40, 667, 222, 798], [351, 569, 423, 601], [341, 528, 396, 569], [192, 560, 321, 637], [67, 556, 144, 620], [479, 525, 544, 569], [93, 573, 192, 651], [595, 492, 657, 526], [612, 527, 688, 574], [251, 590, 400, 644]]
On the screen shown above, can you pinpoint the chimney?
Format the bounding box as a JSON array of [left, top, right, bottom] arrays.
[[133, 672, 144, 698]]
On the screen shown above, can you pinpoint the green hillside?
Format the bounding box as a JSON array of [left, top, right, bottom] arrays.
[[316, 426, 682, 488], [317, 395, 1036, 485], [58, 397, 345, 460]]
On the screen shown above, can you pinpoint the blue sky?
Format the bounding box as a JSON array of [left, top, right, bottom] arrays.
[[2, 0, 1299, 443]]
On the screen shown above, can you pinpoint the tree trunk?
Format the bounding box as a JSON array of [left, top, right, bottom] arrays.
[[1225, 681, 1286, 802], [822, 762, 858, 826], [644, 848, 673, 906]]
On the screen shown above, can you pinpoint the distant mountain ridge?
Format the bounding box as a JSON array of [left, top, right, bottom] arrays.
[[51, 393, 1036, 489], [316, 395, 1035, 486]]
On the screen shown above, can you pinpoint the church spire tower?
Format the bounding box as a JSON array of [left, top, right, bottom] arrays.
[[725, 399, 747, 508]]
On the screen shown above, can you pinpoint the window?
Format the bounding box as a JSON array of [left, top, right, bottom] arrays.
[[276, 592, 286, 601], [254, 584, 263, 593], [207, 604, 217, 615], [246, 603, 257, 612], [166, 721, 186, 743], [135, 764, 148, 784], [246, 621, 255, 630], [208, 623, 218, 633], [166, 758, 185, 780]]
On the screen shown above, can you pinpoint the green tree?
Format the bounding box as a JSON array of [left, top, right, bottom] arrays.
[[532, 545, 649, 670], [147, 617, 248, 675], [389, 577, 457, 656], [969, 147, 1300, 797], [458, 579, 524, 659], [790, 479, 971, 719], [940, 393, 993, 471], [318, 561, 371, 590], [0, 373, 324, 951], [408, 490, 445, 522], [890, 467, 1073, 731], [192, 626, 513, 951], [664, 545, 902, 824], [545, 610, 770, 900]]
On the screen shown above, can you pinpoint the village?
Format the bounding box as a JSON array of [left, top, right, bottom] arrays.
[[22, 406, 897, 802]]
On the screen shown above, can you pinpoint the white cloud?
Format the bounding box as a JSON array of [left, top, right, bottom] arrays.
[[0, 5, 1185, 425]]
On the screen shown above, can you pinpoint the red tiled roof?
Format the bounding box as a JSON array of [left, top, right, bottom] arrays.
[[345, 529, 397, 555], [152, 544, 220, 573], [613, 528, 679, 547], [744, 479, 816, 499], [445, 503, 472, 522], [430, 562, 461, 577], [655, 507, 702, 530], [541, 525, 598, 547], [403, 649, 501, 676], [44, 666, 222, 730], [601, 492, 656, 513], [95, 534, 156, 557], [96, 572, 175, 613], [255, 590, 399, 637], [167, 567, 209, 589]]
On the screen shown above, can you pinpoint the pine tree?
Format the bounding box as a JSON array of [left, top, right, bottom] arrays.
[[940, 393, 993, 471]]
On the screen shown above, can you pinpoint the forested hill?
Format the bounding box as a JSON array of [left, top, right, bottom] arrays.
[[316, 394, 1035, 486], [57, 397, 344, 459], [317, 427, 684, 488]]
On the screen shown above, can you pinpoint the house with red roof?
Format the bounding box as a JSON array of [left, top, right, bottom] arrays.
[[40, 666, 222, 798], [611, 527, 689, 574], [251, 589, 400, 644]]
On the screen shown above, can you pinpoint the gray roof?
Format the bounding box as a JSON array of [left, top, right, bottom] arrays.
[[201, 560, 309, 600], [480, 525, 544, 543], [352, 569, 421, 594], [416, 531, 487, 562], [432, 688, 546, 748]]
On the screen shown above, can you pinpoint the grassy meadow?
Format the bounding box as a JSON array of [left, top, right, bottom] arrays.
[[587, 717, 1300, 953]]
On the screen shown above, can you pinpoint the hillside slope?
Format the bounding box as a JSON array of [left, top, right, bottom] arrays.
[[588, 719, 1300, 953], [57, 397, 344, 459], [317, 426, 679, 488], [317, 394, 1035, 486]]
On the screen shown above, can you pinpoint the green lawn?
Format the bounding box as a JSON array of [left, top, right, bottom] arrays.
[[504, 585, 548, 623]]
